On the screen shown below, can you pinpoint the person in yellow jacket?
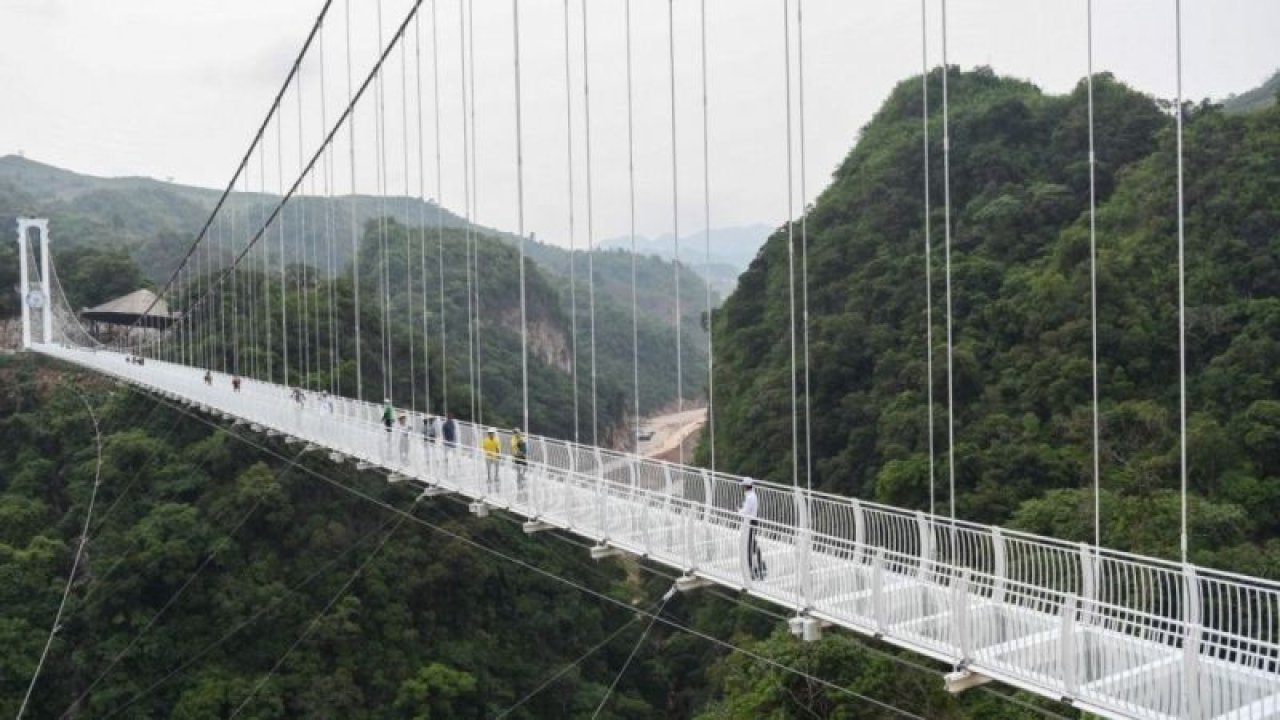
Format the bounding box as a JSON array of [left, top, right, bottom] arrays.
[[482, 427, 502, 493]]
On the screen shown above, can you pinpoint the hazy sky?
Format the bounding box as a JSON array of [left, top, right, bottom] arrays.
[[3, 0, 1278, 250]]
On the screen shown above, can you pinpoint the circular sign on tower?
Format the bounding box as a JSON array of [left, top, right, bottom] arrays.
[[26, 289, 46, 309]]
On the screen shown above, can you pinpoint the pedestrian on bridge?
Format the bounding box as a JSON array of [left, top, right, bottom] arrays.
[[232, 375, 241, 392], [441, 415, 457, 470], [511, 428, 528, 497], [397, 413, 411, 465], [740, 478, 766, 581], [203, 369, 212, 386], [482, 427, 501, 493], [381, 399, 394, 433]]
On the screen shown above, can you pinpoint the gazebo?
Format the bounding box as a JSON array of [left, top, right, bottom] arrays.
[[81, 289, 179, 329]]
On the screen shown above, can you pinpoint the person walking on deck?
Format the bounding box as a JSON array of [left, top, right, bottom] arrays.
[[397, 414, 411, 465], [510, 428, 528, 497], [482, 427, 501, 494], [441, 415, 457, 469], [381, 399, 394, 433], [740, 478, 767, 581]]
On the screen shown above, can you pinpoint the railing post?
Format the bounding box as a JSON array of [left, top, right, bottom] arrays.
[[1079, 542, 1096, 624], [528, 437, 543, 516], [953, 569, 972, 660], [1182, 622, 1202, 720], [1059, 594, 1079, 698], [564, 443, 578, 526], [698, 469, 713, 567], [872, 548, 886, 633], [915, 510, 933, 582], [658, 466, 674, 557], [851, 499, 866, 566], [796, 486, 813, 608], [1182, 565, 1202, 720], [640, 463, 657, 555], [594, 449, 606, 540], [991, 527, 1007, 605]]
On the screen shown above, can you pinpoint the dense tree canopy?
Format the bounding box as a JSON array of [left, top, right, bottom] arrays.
[[705, 67, 1280, 573]]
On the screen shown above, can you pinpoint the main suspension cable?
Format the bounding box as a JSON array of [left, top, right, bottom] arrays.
[[163, 0, 430, 372], [124, 0, 337, 338]]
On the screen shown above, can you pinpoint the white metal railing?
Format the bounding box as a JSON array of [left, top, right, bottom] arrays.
[[32, 343, 1280, 720]]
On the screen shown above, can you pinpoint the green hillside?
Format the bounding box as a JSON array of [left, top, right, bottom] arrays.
[[1222, 69, 1280, 114], [706, 67, 1280, 574], [0, 155, 713, 418]]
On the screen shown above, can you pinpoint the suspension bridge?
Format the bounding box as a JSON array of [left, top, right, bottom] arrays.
[[9, 0, 1280, 718]]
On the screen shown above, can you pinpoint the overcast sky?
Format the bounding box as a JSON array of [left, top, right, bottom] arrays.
[[3, 0, 1278, 250]]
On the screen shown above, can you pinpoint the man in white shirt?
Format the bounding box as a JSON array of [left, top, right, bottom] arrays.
[[740, 478, 766, 580]]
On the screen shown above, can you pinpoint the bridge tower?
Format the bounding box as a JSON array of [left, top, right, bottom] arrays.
[[14, 218, 52, 349]]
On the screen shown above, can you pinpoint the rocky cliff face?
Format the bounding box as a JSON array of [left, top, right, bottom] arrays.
[[495, 308, 572, 375]]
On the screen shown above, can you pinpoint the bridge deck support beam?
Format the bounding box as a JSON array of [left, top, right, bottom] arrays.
[[522, 520, 554, 534], [590, 544, 624, 560], [944, 669, 993, 695], [787, 615, 824, 642], [676, 574, 713, 593]]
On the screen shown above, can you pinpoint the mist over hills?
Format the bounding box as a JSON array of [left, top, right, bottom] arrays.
[[599, 224, 770, 295], [1221, 68, 1280, 114], [0, 154, 714, 417], [3, 63, 1280, 719]]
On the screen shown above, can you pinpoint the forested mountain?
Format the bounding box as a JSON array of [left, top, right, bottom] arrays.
[[0, 366, 650, 718], [706, 67, 1280, 576], [0, 358, 1063, 719], [7, 65, 1280, 719], [598, 225, 772, 295], [524, 240, 713, 418], [0, 154, 475, 278], [0, 155, 712, 418], [1222, 69, 1280, 114]]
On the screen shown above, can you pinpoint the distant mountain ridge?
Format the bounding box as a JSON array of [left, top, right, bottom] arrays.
[[599, 224, 770, 295], [0, 154, 477, 278], [0, 154, 713, 416], [1221, 69, 1279, 114]]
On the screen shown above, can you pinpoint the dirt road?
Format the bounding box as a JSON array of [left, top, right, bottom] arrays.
[[638, 407, 707, 462]]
